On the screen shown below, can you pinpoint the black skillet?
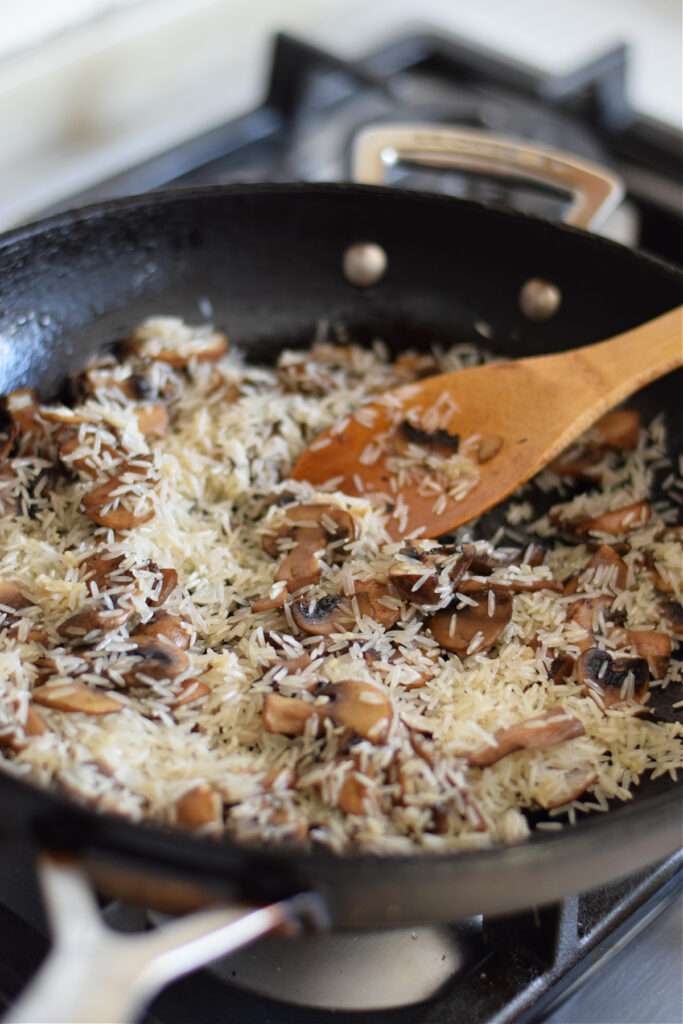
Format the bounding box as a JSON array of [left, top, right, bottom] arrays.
[[0, 184, 681, 936]]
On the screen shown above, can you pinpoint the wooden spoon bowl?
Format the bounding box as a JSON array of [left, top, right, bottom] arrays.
[[291, 305, 682, 540]]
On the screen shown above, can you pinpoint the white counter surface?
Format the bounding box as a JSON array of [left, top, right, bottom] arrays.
[[0, 0, 681, 229]]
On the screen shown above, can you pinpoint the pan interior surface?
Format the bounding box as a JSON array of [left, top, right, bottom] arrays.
[[0, 185, 681, 925]]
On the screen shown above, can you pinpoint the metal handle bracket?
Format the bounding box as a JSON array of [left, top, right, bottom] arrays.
[[352, 124, 625, 230]]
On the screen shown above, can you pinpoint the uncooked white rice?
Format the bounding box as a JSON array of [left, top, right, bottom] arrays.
[[0, 316, 680, 853]]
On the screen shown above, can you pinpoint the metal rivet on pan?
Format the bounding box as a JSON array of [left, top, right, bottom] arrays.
[[342, 242, 388, 288], [518, 278, 562, 321]]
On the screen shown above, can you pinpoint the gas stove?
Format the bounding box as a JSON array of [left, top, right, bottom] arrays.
[[4, 29, 682, 1024]]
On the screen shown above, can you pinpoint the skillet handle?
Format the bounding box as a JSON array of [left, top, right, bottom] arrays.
[[5, 853, 328, 1024], [352, 124, 624, 230]]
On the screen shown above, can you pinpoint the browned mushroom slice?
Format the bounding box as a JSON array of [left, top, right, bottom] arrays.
[[394, 419, 460, 458], [136, 612, 193, 649], [266, 652, 313, 675], [477, 436, 503, 463], [564, 544, 629, 595], [79, 551, 126, 592], [0, 580, 31, 611], [58, 434, 120, 479], [174, 784, 223, 828], [640, 551, 674, 594], [576, 648, 650, 707], [58, 604, 133, 640], [353, 580, 401, 630], [565, 594, 614, 644], [2, 389, 41, 435], [660, 599, 683, 638], [592, 409, 641, 450], [610, 629, 671, 679], [291, 594, 348, 636], [126, 324, 228, 367], [80, 366, 149, 400], [389, 542, 474, 606], [338, 770, 371, 815], [547, 653, 575, 683], [134, 404, 168, 438], [147, 567, 178, 607], [457, 577, 563, 596], [0, 425, 17, 463], [427, 589, 512, 655], [172, 677, 211, 708], [466, 710, 585, 767], [32, 680, 124, 715], [263, 504, 358, 592], [533, 767, 599, 809], [125, 634, 192, 684], [262, 692, 318, 736], [468, 543, 547, 575], [565, 500, 651, 537], [0, 706, 49, 751], [316, 679, 392, 743], [81, 458, 156, 530], [251, 584, 289, 612]]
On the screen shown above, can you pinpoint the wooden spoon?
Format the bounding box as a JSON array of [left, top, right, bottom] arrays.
[[290, 305, 682, 540]]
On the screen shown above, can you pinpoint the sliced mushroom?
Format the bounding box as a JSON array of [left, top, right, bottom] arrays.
[[79, 366, 150, 401], [640, 551, 674, 594], [134, 404, 168, 438], [547, 653, 575, 683], [262, 692, 318, 736], [389, 542, 474, 606], [575, 648, 650, 707], [565, 594, 614, 644], [262, 504, 358, 592], [338, 771, 371, 815], [610, 629, 671, 679], [564, 544, 629, 595], [0, 706, 49, 751], [124, 634, 191, 684], [354, 580, 401, 631], [136, 612, 193, 649], [469, 543, 547, 574], [533, 767, 598, 810], [174, 784, 223, 828], [660, 599, 683, 638], [477, 436, 503, 463], [0, 580, 31, 611], [0, 425, 17, 463], [147, 567, 178, 607], [465, 710, 585, 767], [548, 410, 641, 478], [126, 321, 228, 367], [266, 652, 313, 675], [315, 679, 392, 743], [394, 419, 460, 458], [427, 588, 512, 655], [81, 458, 156, 530], [562, 500, 651, 537], [172, 677, 211, 708], [57, 604, 133, 640], [292, 581, 400, 636], [592, 409, 641, 450], [32, 680, 124, 715], [58, 434, 120, 479], [456, 577, 563, 596], [251, 584, 289, 613], [291, 594, 347, 636], [2, 389, 41, 435]]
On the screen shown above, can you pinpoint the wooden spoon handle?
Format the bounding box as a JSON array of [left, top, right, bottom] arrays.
[[556, 304, 682, 411]]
